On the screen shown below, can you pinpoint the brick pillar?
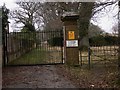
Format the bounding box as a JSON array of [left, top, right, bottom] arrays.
[[61, 12, 79, 66]]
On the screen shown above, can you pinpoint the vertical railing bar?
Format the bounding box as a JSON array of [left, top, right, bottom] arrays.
[[42, 31, 44, 62], [60, 30, 63, 64], [49, 31, 53, 63], [88, 46, 91, 69], [41, 31, 43, 64], [36, 32, 38, 64], [45, 31, 47, 64], [48, 31, 50, 64], [53, 30, 54, 63]]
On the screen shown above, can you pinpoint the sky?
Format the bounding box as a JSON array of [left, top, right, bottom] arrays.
[[0, 0, 18, 10], [0, 0, 19, 32], [0, 0, 118, 33]]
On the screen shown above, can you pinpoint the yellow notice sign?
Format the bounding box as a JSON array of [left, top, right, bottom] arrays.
[[68, 31, 75, 39]]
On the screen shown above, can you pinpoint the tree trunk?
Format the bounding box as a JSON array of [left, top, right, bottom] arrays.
[[78, 2, 94, 68], [78, 2, 94, 39], [118, 1, 120, 85]]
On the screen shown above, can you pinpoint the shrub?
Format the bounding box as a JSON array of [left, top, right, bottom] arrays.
[[89, 35, 118, 46], [48, 37, 63, 46]]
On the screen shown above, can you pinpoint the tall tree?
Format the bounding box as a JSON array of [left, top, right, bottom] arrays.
[[118, 1, 120, 85], [2, 4, 9, 32], [79, 2, 94, 39], [78, 2, 95, 48], [40, 2, 80, 31], [2, 4, 9, 66], [11, 2, 80, 32], [10, 2, 43, 31], [0, 8, 2, 45]]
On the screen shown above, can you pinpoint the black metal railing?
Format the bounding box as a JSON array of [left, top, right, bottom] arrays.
[[4, 30, 63, 66]]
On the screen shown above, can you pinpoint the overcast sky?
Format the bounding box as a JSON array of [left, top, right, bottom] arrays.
[[0, 0, 118, 33], [0, 0, 18, 10]]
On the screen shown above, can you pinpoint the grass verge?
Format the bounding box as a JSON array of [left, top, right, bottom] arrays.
[[8, 48, 46, 65]]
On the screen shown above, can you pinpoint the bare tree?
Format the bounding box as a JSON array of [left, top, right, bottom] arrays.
[[88, 23, 104, 38], [10, 2, 44, 31], [40, 2, 80, 31], [10, 2, 80, 31], [112, 24, 118, 35]]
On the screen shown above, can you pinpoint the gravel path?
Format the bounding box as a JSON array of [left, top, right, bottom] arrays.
[[2, 65, 76, 88]]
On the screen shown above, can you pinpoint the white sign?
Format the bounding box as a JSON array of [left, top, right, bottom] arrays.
[[66, 40, 78, 47]]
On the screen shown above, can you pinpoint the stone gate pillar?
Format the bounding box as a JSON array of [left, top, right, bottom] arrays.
[[61, 12, 79, 66]]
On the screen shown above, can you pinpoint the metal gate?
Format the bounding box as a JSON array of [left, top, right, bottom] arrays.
[[79, 33, 118, 68], [5, 30, 63, 66]]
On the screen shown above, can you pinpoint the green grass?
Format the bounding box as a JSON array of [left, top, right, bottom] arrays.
[[8, 48, 47, 65]]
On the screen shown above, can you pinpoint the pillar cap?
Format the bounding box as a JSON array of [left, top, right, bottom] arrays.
[[61, 12, 79, 21]]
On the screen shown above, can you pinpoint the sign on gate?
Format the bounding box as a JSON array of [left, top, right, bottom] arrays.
[[61, 12, 79, 65]]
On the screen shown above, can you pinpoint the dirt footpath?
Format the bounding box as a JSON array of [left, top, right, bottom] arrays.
[[2, 65, 76, 88]]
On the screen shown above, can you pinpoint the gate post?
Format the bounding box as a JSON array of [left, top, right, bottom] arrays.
[[61, 12, 79, 66]]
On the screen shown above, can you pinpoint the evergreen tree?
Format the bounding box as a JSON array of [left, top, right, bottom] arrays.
[[2, 4, 9, 32], [2, 4, 9, 66]]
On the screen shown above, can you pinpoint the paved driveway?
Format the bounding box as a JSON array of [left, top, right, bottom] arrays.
[[2, 65, 76, 88]]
